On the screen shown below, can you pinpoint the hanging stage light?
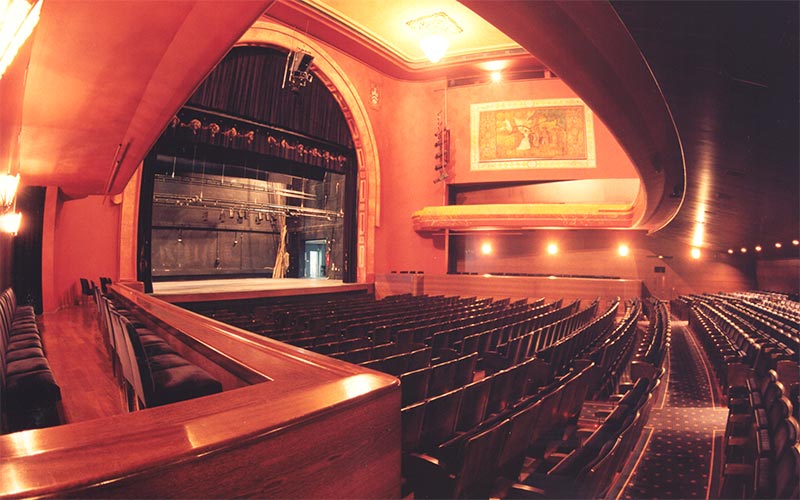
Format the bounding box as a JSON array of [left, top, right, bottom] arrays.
[[282, 48, 314, 93]]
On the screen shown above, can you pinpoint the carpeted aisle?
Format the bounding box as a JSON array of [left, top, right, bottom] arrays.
[[618, 321, 728, 499]]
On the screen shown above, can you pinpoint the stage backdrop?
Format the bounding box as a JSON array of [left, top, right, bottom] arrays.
[[470, 98, 596, 171]]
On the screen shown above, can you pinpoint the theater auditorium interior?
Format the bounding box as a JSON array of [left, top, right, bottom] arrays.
[[0, 0, 798, 498]]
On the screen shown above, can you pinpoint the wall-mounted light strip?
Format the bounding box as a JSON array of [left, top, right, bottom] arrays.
[[0, 0, 42, 79]]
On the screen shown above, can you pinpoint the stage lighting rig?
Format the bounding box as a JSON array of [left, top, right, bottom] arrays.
[[283, 49, 314, 92]]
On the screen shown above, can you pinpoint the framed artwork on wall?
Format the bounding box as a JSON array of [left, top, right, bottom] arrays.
[[470, 98, 596, 171]]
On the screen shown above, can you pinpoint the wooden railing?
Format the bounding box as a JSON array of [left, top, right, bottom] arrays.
[[0, 284, 400, 498]]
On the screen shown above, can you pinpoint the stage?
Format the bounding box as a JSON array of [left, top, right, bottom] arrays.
[[151, 278, 373, 303]]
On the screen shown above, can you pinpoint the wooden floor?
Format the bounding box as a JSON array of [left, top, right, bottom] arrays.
[[39, 301, 127, 424]]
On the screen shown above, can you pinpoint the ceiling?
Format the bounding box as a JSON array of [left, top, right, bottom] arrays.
[[283, 0, 799, 253], [5, 0, 797, 254], [300, 0, 521, 64]]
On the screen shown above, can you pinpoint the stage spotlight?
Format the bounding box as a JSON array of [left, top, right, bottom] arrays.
[[283, 49, 314, 92]]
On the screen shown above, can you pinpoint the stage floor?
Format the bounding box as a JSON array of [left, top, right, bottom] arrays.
[[152, 278, 372, 303]]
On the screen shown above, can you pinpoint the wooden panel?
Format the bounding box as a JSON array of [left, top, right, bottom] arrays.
[[420, 274, 641, 304], [374, 273, 422, 299], [756, 259, 800, 294], [0, 285, 400, 499]]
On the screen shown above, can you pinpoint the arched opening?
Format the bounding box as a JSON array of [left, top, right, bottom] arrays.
[[136, 31, 379, 289]]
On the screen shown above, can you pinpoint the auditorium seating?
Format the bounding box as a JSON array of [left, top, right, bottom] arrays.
[[191, 293, 666, 499], [0, 287, 63, 433], [684, 291, 800, 499], [98, 293, 222, 410]]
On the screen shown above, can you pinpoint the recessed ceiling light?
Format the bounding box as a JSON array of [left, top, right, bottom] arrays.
[[775, 242, 782, 248]]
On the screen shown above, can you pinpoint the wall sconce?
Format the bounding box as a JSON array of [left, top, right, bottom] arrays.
[[0, 173, 19, 208], [0, 172, 21, 235], [0, 211, 21, 235], [0, 0, 43, 79]]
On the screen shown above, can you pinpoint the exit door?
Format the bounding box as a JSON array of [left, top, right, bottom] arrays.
[[304, 240, 327, 278]]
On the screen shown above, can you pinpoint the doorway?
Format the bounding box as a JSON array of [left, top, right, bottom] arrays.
[[304, 239, 327, 279]]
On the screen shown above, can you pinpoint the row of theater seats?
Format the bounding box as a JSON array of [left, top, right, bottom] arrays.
[[509, 373, 661, 499], [503, 300, 665, 499], [0, 287, 62, 433], [721, 369, 799, 499], [402, 298, 652, 499], [96, 292, 222, 410], [404, 359, 598, 499], [389, 298, 609, 411], [684, 292, 799, 499]]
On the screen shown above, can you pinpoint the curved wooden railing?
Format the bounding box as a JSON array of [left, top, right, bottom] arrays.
[[0, 284, 400, 499]]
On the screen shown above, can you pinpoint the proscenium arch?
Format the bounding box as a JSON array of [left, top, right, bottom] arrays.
[[236, 20, 380, 283]]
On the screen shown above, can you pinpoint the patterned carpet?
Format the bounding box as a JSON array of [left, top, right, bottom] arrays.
[[618, 321, 728, 499]]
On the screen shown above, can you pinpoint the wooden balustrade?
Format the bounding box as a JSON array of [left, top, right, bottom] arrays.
[[0, 284, 401, 499]]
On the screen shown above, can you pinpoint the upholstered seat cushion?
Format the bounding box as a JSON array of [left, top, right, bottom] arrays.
[[150, 364, 222, 407], [146, 353, 194, 372], [6, 336, 44, 351], [9, 323, 39, 335], [6, 347, 45, 362], [5, 369, 62, 409], [7, 356, 51, 377]]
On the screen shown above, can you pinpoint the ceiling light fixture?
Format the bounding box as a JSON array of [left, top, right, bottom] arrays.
[[793, 239, 799, 246], [490, 71, 502, 83], [407, 12, 463, 64], [727, 249, 734, 254], [690, 247, 701, 259], [775, 242, 782, 248], [547, 243, 558, 255], [754, 245, 762, 252], [0, 0, 42, 79], [618, 244, 630, 257]]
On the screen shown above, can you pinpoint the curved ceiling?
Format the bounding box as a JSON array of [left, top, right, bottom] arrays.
[[6, 0, 795, 251]]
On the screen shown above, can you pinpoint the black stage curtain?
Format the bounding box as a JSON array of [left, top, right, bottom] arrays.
[[188, 46, 353, 150], [13, 186, 45, 313]]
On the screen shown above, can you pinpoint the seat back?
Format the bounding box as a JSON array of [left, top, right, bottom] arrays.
[[400, 367, 431, 407], [401, 401, 426, 452], [420, 388, 464, 450], [456, 377, 491, 432], [452, 419, 511, 499]]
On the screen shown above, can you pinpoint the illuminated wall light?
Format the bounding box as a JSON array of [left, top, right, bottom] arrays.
[[690, 247, 701, 259], [727, 249, 734, 254], [0, 173, 19, 207], [0, 0, 42, 79], [617, 244, 630, 257], [775, 242, 782, 249], [691, 223, 704, 247], [793, 239, 799, 246], [490, 71, 502, 83], [740, 247, 747, 253], [546, 243, 558, 255], [754, 245, 762, 252], [480, 242, 492, 255], [0, 211, 21, 235]]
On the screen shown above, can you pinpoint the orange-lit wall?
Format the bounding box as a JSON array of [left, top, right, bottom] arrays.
[[452, 230, 754, 300], [757, 259, 800, 294], [311, 38, 639, 277], [42, 191, 121, 311]]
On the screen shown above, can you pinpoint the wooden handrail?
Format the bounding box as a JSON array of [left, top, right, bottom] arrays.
[[0, 284, 401, 498]]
